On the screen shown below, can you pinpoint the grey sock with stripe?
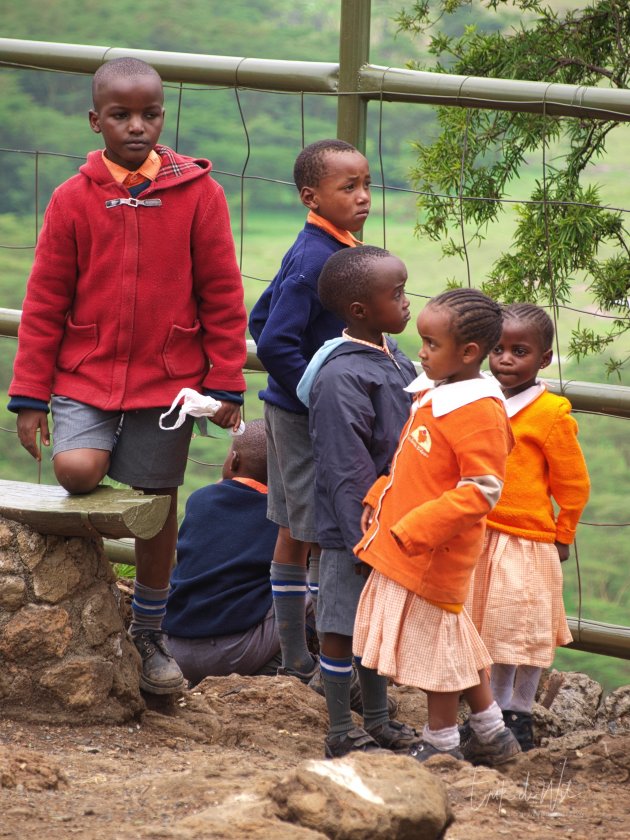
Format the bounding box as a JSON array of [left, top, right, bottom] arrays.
[[321, 654, 354, 737], [129, 581, 169, 638], [270, 561, 315, 674]]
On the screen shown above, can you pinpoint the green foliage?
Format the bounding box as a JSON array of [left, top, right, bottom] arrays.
[[397, 0, 630, 373]]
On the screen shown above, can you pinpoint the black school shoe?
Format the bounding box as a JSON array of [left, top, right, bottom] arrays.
[[503, 709, 535, 752], [409, 741, 464, 763], [324, 726, 384, 758], [460, 726, 521, 766], [131, 630, 186, 695]]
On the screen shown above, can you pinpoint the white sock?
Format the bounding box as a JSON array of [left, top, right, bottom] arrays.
[[469, 701, 504, 744], [422, 723, 460, 751], [490, 663, 517, 709], [510, 665, 542, 713]]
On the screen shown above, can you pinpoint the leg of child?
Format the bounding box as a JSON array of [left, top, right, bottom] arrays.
[[510, 665, 542, 713], [461, 669, 521, 764], [270, 528, 317, 678], [490, 663, 518, 709], [320, 632, 355, 739], [53, 447, 110, 494], [128, 486, 185, 694]]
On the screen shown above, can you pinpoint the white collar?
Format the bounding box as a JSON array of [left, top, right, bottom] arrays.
[[503, 380, 546, 418], [404, 371, 505, 417]]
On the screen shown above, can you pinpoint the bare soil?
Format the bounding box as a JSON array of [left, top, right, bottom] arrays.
[[1, 675, 628, 840]]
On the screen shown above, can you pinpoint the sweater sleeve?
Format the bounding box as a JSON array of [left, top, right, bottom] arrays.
[[255, 273, 322, 397], [9, 191, 79, 402], [310, 365, 379, 555], [192, 181, 247, 392], [543, 404, 590, 544], [392, 412, 511, 555]]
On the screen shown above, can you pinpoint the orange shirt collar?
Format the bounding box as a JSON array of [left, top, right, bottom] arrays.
[[306, 210, 360, 248], [101, 149, 162, 186], [231, 476, 268, 494]]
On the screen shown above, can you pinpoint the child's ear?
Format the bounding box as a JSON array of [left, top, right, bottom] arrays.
[[230, 450, 240, 473], [348, 301, 366, 320], [540, 349, 553, 369], [89, 110, 101, 134], [462, 341, 482, 365], [300, 186, 318, 211]]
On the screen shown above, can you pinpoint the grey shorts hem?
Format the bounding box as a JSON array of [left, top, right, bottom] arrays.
[[317, 547, 366, 636], [53, 438, 114, 455]]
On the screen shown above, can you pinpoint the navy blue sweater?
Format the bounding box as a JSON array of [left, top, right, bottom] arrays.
[[248, 222, 346, 415], [163, 480, 278, 638]]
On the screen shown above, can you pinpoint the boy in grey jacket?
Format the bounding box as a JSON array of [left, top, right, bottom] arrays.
[[297, 245, 420, 758]]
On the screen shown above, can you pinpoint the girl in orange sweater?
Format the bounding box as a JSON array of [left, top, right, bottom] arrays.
[[467, 304, 590, 751], [353, 288, 521, 766]]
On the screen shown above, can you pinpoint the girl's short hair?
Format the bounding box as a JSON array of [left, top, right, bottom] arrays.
[[502, 303, 555, 351], [430, 288, 503, 358]]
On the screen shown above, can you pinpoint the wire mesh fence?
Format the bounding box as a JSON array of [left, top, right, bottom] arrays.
[[0, 49, 629, 682]]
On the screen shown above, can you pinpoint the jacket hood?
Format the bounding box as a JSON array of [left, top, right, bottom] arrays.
[[297, 335, 402, 407], [80, 144, 212, 188]]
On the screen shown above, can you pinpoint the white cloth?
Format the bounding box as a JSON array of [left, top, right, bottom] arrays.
[[159, 388, 245, 435], [404, 372, 506, 417]]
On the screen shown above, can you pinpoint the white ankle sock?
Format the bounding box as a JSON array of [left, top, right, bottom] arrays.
[[470, 701, 504, 744], [422, 723, 460, 751]]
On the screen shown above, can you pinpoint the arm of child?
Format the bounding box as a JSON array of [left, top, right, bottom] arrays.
[[192, 184, 248, 393], [544, 404, 591, 546], [391, 419, 510, 555], [310, 366, 379, 556], [255, 275, 323, 397]]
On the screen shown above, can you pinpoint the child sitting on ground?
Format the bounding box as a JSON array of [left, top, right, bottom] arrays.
[[466, 303, 590, 751], [8, 57, 247, 696], [249, 139, 372, 683], [353, 288, 521, 767], [164, 420, 315, 684], [297, 245, 420, 757]]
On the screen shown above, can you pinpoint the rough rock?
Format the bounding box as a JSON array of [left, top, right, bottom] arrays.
[[536, 670, 602, 736], [270, 752, 453, 839], [0, 516, 144, 723], [596, 684, 630, 734]]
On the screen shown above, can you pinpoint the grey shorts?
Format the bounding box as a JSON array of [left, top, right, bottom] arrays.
[[264, 402, 318, 542], [317, 547, 367, 637], [51, 395, 194, 488]]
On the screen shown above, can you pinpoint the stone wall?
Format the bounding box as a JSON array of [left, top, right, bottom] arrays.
[[0, 516, 144, 723]]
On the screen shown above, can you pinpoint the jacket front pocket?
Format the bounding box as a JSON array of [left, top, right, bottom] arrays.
[[162, 320, 207, 378], [56, 317, 98, 372]]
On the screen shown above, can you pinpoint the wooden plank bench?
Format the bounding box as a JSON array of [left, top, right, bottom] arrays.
[[0, 480, 170, 540]]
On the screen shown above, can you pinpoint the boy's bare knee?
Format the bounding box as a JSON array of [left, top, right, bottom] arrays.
[[53, 449, 110, 494]]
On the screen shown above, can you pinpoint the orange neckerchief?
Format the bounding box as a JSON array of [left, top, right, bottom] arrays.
[[306, 210, 360, 248], [231, 477, 268, 494], [101, 149, 161, 188]]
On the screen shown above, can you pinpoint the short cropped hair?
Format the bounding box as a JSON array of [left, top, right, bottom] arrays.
[[232, 418, 267, 484], [430, 288, 503, 358], [293, 139, 358, 191], [92, 57, 163, 107], [318, 245, 392, 320], [502, 303, 555, 351]]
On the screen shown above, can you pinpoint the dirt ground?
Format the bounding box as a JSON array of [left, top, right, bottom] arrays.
[[1, 674, 629, 840]]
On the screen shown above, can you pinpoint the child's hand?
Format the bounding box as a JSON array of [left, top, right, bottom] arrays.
[[354, 561, 372, 579], [555, 541, 570, 562], [16, 409, 50, 461], [209, 401, 242, 432], [360, 503, 375, 534]]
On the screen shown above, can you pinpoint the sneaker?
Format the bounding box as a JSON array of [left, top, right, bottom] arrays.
[[409, 740, 464, 763], [503, 710, 535, 752], [366, 719, 422, 753], [461, 726, 522, 766], [132, 630, 186, 695], [324, 726, 383, 759], [277, 656, 319, 685]]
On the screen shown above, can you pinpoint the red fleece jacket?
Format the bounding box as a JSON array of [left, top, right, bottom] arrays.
[[10, 145, 247, 410]]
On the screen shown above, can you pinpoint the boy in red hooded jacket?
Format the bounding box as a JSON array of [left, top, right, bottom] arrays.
[[8, 57, 247, 696]]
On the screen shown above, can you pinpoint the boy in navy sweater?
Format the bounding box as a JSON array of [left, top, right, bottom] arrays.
[[249, 139, 371, 682], [164, 420, 315, 683], [297, 245, 420, 757]]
